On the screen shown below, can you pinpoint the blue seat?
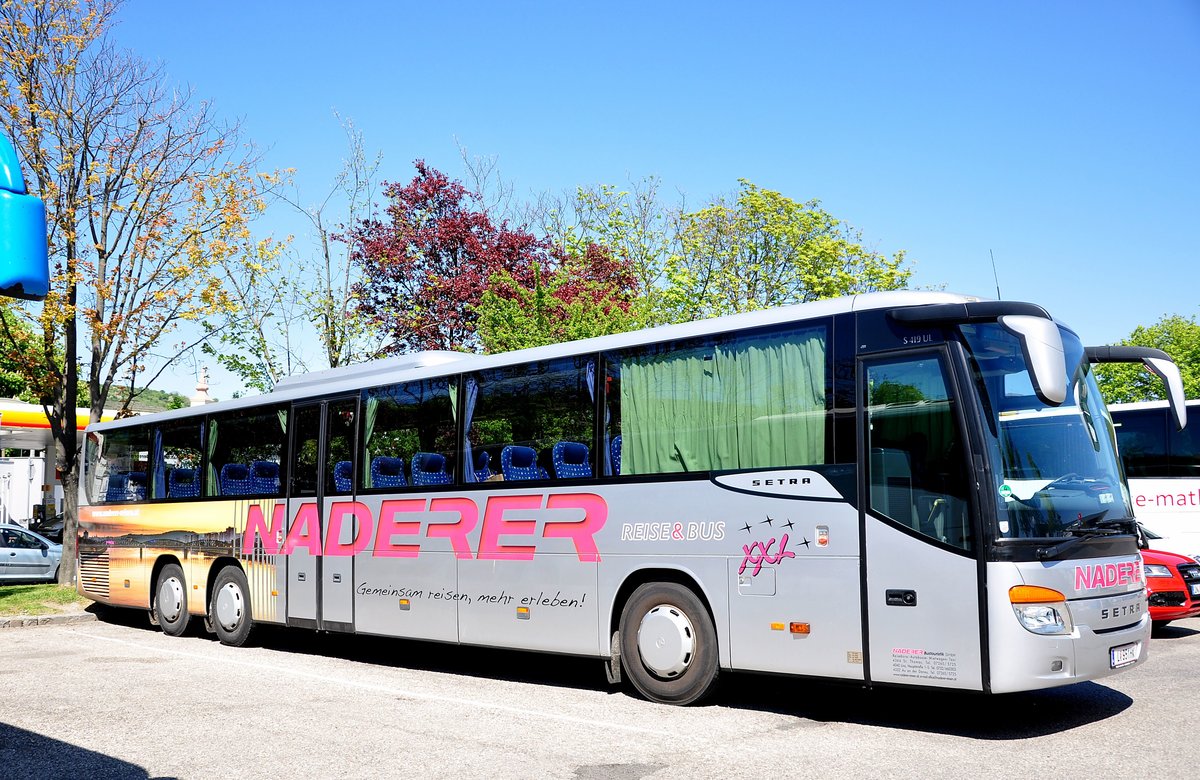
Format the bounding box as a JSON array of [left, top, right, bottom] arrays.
[[371, 456, 407, 488], [552, 441, 592, 479], [611, 435, 622, 475], [219, 463, 254, 496], [472, 450, 492, 482], [126, 471, 147, 500], [333, 460, 354, 493], [105, 473, 130, 502], [411, 452, 452, 486], [501, 445, 548, 481], [168, 467, 199, 498], [249, 461, 280, 495]]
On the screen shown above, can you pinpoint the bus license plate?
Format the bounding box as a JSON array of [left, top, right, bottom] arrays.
[[1110, 642, 1141, 669]]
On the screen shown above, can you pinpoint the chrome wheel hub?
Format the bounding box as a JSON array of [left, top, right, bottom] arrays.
[[214, 581, 244, 632], [157, 576, 184, 622], [636, 603, 696, 678]]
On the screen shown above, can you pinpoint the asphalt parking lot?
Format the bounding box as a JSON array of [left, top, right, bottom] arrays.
[[2, 609, 1199, 780]]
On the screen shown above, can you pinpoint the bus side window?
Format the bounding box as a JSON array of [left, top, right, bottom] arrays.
[[1114, 408, 1169, 478], [1169, 412, 1200, 478], [98, 428, 152, 504], [209, 406, 289, 497], [360, 378, 455, 491], [865, 355, 973, 551], [466, 358, 594, 483], [604, 322, 830, 477], [155, 420, 204, 499]]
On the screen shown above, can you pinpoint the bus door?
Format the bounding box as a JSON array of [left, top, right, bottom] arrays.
[[286, 396, 359, 631], [860, 351, 985, 690], [320, 397, 359, 631], [287, 402, 323, 627]]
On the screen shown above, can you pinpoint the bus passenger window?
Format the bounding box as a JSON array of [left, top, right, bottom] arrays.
[[92, 428, 152, 504], [324, 400, 358, 496], [466, 357, 595, 483], [1169, 415, 1200, 478], [1113, 408, 1169, 478], [360, 378, 456, 491], [207, 406, 288, 498], [865, 355, 973, 551], [155, 420, 203, 499], [604, 322, 829, 476]]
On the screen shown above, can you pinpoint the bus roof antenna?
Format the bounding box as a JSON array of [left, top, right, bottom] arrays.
[[990, 249, 1002, 300]]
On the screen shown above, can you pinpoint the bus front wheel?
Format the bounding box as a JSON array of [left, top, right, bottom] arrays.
[[153, 563, 190, 637], [619, 582, 718, 705], [210, 566, 254, 647]]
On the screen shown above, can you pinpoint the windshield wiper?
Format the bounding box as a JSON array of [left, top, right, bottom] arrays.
[[1035, 512, 1126, 560]]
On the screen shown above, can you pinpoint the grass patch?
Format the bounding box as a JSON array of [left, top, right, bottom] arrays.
[[0, 583, 93, 616]]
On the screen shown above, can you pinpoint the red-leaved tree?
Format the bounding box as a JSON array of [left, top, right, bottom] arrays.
[[347, 160, 549, 353]]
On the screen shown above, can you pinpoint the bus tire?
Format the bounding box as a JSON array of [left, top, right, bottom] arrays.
[[619, 582, 718, 705], [153, 563, 190, 637], [210, 566, 254, 647]]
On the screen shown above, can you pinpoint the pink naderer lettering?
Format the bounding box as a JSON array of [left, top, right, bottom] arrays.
[[1073, 560, 1144, 591], [242, 492, 606, 562]]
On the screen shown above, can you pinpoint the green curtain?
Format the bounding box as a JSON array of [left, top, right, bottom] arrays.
[[621, 328, 826, 474], [362, 396, 379, 488], [206, 419, 219, 496]]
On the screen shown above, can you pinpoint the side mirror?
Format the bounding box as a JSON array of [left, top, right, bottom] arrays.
[[1086, 346, 1188, 430], [999, 315, 1067, 406]]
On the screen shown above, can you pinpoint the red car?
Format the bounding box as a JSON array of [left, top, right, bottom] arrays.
[[1143, 547, 1200, 630]]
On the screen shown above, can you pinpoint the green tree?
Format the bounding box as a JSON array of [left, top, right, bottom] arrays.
[[538, 178, 674, 326], [663, 180, 912, 322], [1094, 314, 1200, 403], [475, 245, 639, 353], [0, 0, 273, 583]]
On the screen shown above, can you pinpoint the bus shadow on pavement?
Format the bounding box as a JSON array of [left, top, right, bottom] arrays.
[[251, 623, 606, 693], [88, 607, 1134, 736], [0, 723, 167, 780], [714, 673, 1132, 738], [1150, 623, 1199, 640], [247, 620, 1133, 738]]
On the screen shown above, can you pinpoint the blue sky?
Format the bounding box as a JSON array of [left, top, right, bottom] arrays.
[[113, 1, 1200, 398]]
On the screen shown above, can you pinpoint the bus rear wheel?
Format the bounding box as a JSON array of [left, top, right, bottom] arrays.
[[210, 566, 254, 647], [153, 563, 190, 637], [619, 582, 718, 705]]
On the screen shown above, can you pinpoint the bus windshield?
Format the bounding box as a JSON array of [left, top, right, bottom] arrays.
[[961, 322, 1132, 539]]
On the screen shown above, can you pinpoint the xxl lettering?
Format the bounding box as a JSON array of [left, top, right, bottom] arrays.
[[325, 502, 375, 557], [739, 534, 796, 577], [242, 502, 286, 555]]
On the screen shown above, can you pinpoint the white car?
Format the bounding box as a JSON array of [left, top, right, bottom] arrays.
[[0, 523, 62, 582]]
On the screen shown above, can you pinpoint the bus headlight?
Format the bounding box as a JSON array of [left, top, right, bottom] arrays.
[[1143, 564, 1173, 578], [1010, 585, 1074, 636]]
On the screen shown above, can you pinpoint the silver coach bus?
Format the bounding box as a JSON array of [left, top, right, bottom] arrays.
[[77, 291, 1180, 704]]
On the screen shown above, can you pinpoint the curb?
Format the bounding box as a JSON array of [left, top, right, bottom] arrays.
[[0, 611, 98, 629]]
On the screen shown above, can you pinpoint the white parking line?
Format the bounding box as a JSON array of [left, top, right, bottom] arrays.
[[73, 628, 696, 740]]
